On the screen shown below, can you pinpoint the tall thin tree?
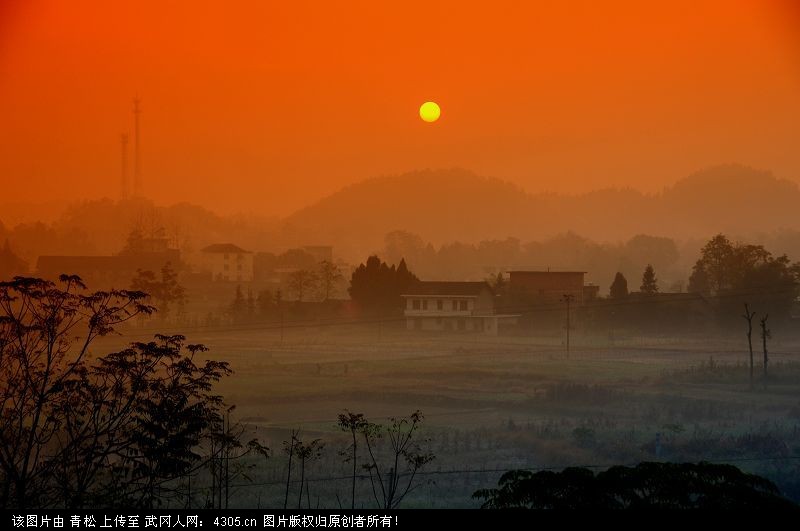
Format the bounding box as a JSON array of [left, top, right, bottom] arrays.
[[318, 261, 344, 301], [338, 411, 367, 509], [640, 264, 659, 294], [359, 410, 435, 509], [742, 303, 756, 390], [760, 314, 770, 389], [282, 430, 300, 509], [293, 438, 324, 509]]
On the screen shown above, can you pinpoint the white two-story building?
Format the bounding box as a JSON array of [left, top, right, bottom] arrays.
[[199, 243, 254, 282], [401, 281, 510, 335]]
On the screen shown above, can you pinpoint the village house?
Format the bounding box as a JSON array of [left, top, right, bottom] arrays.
[[507, 270, 598, 303], [199, 243, 254, 282], [401, 281, 515, 335], [36, 236, 181, 290]]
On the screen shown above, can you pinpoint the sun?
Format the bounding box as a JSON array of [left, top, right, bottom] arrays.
[[419, 101, 441, 123]]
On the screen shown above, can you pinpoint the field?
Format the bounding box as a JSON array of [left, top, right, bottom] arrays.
[[111, 321, 800, 508]]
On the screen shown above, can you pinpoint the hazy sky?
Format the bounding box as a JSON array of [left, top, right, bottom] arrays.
[[1, 0, 799, 216]]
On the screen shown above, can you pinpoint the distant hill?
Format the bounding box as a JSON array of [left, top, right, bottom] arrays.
[[282, 165, 800, 258], [282, 169, 535, 257], [4, 165, 799, 267], [658, 165, 800, 235]]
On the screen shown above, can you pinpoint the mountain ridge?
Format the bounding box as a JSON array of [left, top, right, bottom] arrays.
[[282, 164, 800, 258]]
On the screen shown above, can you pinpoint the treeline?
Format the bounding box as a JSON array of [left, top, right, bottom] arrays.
[[219, 233, 800, 333], [225, 256, 416, 324], [475, 462, 796, 509], [688, 234, 800, 325], [605, 234, 799, 329], [503, 234, 800, 334], [380, 229, 800, 294], [382, 230, 685, 292]]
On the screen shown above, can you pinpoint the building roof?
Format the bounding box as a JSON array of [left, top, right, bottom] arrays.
[[200, 243, 250, 254], [401, 281, 492, 297]]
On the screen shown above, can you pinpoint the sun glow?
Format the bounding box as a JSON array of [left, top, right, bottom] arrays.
[[419, 101, 441, 123]]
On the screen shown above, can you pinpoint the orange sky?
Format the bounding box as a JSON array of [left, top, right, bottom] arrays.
[[1, 0, 799, 216]]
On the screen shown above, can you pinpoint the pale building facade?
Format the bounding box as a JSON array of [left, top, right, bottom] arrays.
[[200, 243, 254, 282], [402, 281, 508, 335]]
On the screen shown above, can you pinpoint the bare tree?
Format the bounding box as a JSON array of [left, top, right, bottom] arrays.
[[293, 438, 324, 509], [282, 430, 300, 509], [131, 262, 186, 320], [359, 410, 435, 509], [206, 406, 270, 509], [760, 314, 770, 388], [287, 270, 318, 302], [742, 303, 756, 389], [338, 410, 367, 509], [318, 261, 344, 301], [282, 431, 324, 509]]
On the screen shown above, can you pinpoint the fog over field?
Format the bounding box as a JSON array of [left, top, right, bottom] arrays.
[[4, 196, 799, 507], [3, 0, 800, 511]]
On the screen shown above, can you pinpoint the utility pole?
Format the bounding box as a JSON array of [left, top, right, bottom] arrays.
[[562, 293, 575, 358]]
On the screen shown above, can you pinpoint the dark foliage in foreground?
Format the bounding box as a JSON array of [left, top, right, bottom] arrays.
[[0, 275, 253, 509], [474, 462, 798, 509]]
